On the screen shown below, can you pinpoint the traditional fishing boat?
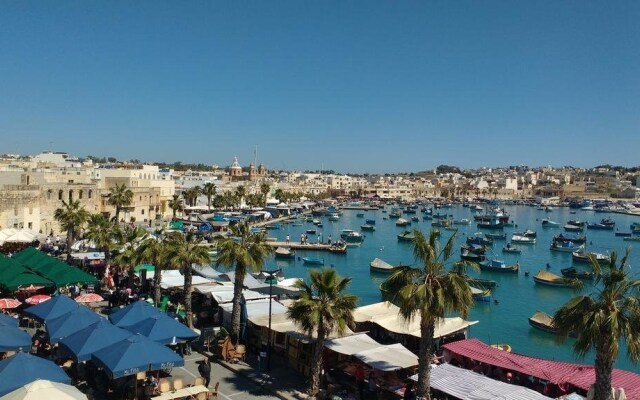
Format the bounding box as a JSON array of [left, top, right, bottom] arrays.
[[572, 250, 610, 264], [302, 257, 324, 265], [365, 219, 376, 225], [541, 219, 560, 227], [461, 243, 486, 255], [587, 218, 615, 230], [369, 258, 400, 273], [623, 236, 640, 242], [340, 229, 364, 243], [274, 247, 296, 259], [466, 234, 493, 246], [328, 213, 340, 221], [514, 229, 537, 238], [549, 240, 583, 253], [511, 235, 536, 244], [533, 270, 573, 287], [528, 310, 559, 334], [453, 218, 471, 225], [396, 218, 411, 227], [477, 218, 504, 230], [615, 232, 632, 237], [502, 243, 521, 253], [485, 232, 506, 240], [490, 344, 512, 352], [305, 229, 317, 235], [553, 233, 587, 244], [461, 249, 485, 262], [265, 223, 282, 230], [411, 216, 420, 222], [567, 220, 586, 227], [464, 276, 497, 288], [563, 224, 583, 232], [479, 259, 519, 273], [397, 231, 415, 242], [360, 224, 375, 232], [560, 267, 594, 280], [471, 287, 492, 302], [329, 243, 347, 254]]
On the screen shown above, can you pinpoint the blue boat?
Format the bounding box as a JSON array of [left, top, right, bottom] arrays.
[[365, 219, 376, 225], [302, 257, 324, 265], [479, 259, 519, 273], [471, 287, 492, 302]]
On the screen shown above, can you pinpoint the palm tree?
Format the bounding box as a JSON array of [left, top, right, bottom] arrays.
[[274, 188, 284, 204], [383, 230, 475, 400], [202, 183, 216, 211], [108, 183, 134, 223], [166, 233, 210, 328], [552, 249, 640, 400], [85, 214, 123, 265], [288, 269, 358, 397], [234, 185, 246, 209], [260, 183, 270, 206], [137, 234, 171, 306], [54, 200, 90, 259], [216, 221, 273, 343], [113, 226, 149, 278], [168, 194, 183, 221]]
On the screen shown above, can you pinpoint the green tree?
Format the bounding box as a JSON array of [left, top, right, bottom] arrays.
[[552, 249, 640, 400], [383, 230, 474, 400], [234, 185, 246, 209], [54, 200, 90, 259], [288, 269, 357, 397], [137, 234, 172, 306], [168, 194, 183, 221], [85, 214, 123, 265], [260, 183, 271, 206], [216, 222, 273, 343], [274, 188, 284, 204], [108, 183, 134, 223], [202, 183, 217, 211], [166, 233, 210, 327]]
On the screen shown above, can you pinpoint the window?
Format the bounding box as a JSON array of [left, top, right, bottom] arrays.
[[58, 190, 63, 200], [69, 190, 73, 202], [28, 222, 32, 229], [47, 190, 52, 200], [141, 209, 145, 215], [88, 190, 92, 199], [79, 190, 83, 200]]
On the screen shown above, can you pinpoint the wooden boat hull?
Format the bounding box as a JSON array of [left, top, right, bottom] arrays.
[[302, 258, 324, 265], [465, 278, 497, 288], [479, 262, 519, 273], [529, 318, 558, 335], [560, 267, 593, 280], [533, 277, 572, 288]]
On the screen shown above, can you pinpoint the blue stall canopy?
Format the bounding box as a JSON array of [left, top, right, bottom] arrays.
[[0, 353, 71, 396], [46, 306, 102, 343], [122, 313, 199, 345], [108, 300, 161, 328], [23, 295, 79, 323], [59, 319, 133, 362], [0, 313, 19, 327], [91, 334, 184, 378], [0, 326, 31, 352]]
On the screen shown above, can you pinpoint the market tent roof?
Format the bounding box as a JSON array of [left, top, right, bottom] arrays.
[[46, 306, 102, 343], [411, 363, 553, 400], [324, 332, 381, 355], [0, 254, 30, 279], [0, 313, 19, 327], [12, 249, 98, 287], [11, 247, 50, 264], [58, 319, 133, 362], [0, 325, 32, 352], [23, 295, 79, 323], [206, 286, 270, 304], [353, 343, 418, 371], [108, 300, 161, 328], [158, 270, 212, 289], [1, 379, 88, 400], [192, 266, 225, 280], [91, 334, 184, 379], [442, 339, 640, 399], [221, 298, 288, 321], [0, 353, 71, 396], [122, 313, 199, 345], [46, 267, 99, 286], [4, 230, 39, 243], [1, 271, 55, 291], [0, 229, 18, 242], [353, 302, 478, 339], [249, 310, 353, 342]]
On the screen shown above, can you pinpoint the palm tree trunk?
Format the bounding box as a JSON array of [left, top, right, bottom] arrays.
[[416, 319, 435, 400], [309, 323, 326, 397], [115, 207, 120, 223], [183, 263, 194, 328], [66, 228, 74, 260], [153, 266, 162, 306], [594, 336, 614, 400], [230, 265, 246, 345]]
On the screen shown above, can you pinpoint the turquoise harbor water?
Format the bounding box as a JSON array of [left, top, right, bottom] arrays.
[[262, 205, 640, 373]]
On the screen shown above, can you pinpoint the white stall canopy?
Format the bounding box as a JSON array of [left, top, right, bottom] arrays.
[[325, 333, 418, 372]]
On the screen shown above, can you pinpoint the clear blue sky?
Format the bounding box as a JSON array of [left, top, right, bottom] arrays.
[[1, 1, 638, 173]]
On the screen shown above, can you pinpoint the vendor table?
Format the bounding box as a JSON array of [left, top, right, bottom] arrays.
[[150, 384, 208, 399]]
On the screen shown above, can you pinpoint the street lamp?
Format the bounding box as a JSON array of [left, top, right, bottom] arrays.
[[261, 268, 281, 372]]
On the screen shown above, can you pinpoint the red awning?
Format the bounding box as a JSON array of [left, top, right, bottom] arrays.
[[442, 339, 640, 398]]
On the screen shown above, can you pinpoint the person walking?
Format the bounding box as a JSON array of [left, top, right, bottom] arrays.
[[198, 357, 211, 387]]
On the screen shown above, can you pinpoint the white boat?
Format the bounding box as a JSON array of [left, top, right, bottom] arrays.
[[369, 258, 395, 273], [340, 229, 364, 243], [396, 218, 411, 227], [541, 219, 560, 227], [453, 218, 472, 225], [511, 234, 536, 244], [328, 213, 340, 221], [581, 206, 595, 211]]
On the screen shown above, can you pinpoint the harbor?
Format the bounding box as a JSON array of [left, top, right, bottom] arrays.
[[260, 203, 640, 372]]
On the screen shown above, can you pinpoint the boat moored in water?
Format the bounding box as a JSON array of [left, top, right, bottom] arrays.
[[511, 235, 536, 244], [340, 229, 364, 243], [550, 240, 584, 253], [274, 247, 296, 259], [479, 259, 519, 273], [533, 270, 574, 287], [560, 267, 594, 280], [572, 250, 610, 264], [502, 243, 521, 253], [360, 224, 375, 232], [302, 257, 324, 265], [397, 230, 415, 242]]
